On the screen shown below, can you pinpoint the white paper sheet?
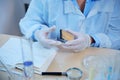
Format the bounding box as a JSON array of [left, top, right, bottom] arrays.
[[0, 38, 57, 74]]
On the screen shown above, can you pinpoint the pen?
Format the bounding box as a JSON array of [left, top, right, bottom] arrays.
[[0, 68, 22, 76], [0, 57, 14, 78], [41, 72, 67, 76], [15, 67, 67, 76]]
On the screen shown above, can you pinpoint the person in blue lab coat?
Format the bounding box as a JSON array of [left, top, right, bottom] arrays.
[[19, 0, 120, 52]]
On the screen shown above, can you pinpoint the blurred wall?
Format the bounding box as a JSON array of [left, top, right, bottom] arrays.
[[0, 0, 25, 36]]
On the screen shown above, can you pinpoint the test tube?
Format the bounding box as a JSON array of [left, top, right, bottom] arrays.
[[20, 37, 34, 80]]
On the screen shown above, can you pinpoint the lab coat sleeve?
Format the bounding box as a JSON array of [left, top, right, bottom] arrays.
[[92, 0, 120, 49], [19, 0, 48, 39], [107, 0, 120, 49]]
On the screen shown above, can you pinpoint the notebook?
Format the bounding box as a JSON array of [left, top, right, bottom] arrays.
[[0, 38, 57, 74]]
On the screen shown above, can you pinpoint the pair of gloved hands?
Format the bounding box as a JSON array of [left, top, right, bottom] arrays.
[[35, 26, 91, 52]]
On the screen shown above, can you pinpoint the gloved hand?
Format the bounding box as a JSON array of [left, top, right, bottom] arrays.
[[35, 26, 62, 48], [61, 30, 91, 52]]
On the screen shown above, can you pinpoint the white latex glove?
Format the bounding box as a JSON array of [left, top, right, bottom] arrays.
[[35, 26, 62, 48], [61, 30, 91, 52]]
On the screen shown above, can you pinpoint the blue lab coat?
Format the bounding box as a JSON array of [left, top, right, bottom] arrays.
[[20, 0, 120, 49]]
